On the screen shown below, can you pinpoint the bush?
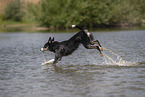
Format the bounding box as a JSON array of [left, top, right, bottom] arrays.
[[30, 0, 144, 29], [3, 0, 24, 21]]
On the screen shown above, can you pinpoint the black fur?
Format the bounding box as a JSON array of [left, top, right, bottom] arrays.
[[41, 25, 102, 65]]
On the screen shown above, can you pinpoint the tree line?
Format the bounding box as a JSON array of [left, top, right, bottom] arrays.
[[1, 0, 145, 30]]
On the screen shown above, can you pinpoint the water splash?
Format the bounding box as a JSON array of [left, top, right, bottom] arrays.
[[103, 48, 138, 66]]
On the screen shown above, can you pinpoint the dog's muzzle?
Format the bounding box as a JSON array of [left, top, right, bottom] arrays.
[[40, 48, 48, 52]]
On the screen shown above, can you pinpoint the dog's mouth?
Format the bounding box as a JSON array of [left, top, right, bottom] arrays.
[[40, 47, 48, 52]]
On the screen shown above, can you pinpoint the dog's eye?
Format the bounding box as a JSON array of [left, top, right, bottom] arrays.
[[44, 43, 49, 48], [44, 45, 46, 48]]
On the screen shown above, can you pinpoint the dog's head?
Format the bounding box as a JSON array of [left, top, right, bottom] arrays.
[[40, 37, 54, 52]]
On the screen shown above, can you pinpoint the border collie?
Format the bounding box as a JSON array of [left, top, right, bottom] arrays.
[[41, 25, 103, 65]]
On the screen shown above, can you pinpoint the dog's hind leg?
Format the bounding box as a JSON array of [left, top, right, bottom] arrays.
[[84, 44, 103, 57], [91, 40, 103, 51]]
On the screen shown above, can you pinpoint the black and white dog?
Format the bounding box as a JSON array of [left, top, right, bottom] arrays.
[[40, 25, 103, 65]]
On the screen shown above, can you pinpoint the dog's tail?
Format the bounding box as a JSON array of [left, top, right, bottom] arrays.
[[72, 25, 88, 33], [72, 25, 94, 42]]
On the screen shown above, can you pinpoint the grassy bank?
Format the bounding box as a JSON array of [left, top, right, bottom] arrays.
[[0, 20, 50, 32], [0, 0, 45, 32], [0, 0, 145, 32], [0, 20, 145, 33]]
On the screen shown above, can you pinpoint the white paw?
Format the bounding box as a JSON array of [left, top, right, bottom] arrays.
[[41, 59, 55, 65]]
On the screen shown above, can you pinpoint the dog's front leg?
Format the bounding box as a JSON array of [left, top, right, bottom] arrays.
[[53, 57, 62, 65], [53, 52, 62, 65]]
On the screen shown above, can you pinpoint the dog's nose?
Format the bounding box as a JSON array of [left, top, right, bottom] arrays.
[[40, 48, 44, 52]]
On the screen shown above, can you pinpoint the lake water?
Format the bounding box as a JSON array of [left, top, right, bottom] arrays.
[[0, 30, 145, 97]]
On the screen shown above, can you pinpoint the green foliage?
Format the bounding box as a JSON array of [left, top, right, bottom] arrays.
[[3, 0, 24, 21], [30, 0, 145, 29]]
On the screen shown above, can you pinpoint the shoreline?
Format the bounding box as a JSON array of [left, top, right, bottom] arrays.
[[0, 23, 145, 32], [0, 23, 49, 32]]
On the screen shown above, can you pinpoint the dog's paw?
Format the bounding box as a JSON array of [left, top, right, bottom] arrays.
[[41, 59, 55, 65], [100, 47, 103, 51], [99, 53, 103, 57]]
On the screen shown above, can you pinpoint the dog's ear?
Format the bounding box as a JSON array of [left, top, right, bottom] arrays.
[[48, 37, 51, 41], [52, 37, 54, 41], [48, 37, 51, 43]]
